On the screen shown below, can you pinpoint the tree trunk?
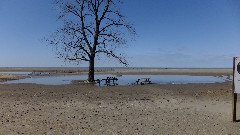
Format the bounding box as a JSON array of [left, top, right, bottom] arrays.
[[88, 57, 95, 82]]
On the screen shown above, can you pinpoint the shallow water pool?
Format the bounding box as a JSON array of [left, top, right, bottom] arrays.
[[0, 73, 231, 85]]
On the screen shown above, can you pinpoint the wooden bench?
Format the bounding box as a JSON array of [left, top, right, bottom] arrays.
[[101, 77, 118, 86], [136, 78, 151, 85]]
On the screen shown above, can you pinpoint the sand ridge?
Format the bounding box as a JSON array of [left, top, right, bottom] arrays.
[[0, 74, 27, 82]]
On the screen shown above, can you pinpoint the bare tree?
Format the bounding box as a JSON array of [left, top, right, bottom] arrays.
[[47, 0, 136, 82]]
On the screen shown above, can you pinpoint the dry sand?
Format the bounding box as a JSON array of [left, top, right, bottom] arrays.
[[0, 68, 238, 134], [0, 81, 240, 134]]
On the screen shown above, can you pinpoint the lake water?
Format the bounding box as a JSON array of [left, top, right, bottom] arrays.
[[0, 72, 231, 85]]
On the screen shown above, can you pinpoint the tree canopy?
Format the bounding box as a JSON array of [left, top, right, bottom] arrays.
[[47, 0, 136, 81]]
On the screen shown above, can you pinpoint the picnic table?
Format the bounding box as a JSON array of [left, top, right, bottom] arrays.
[[95, 79, 101, 86], [101, 77, 118, 86], [136, 78, 151, 85]]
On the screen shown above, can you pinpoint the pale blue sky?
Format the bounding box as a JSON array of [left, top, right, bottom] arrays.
[[0, 0, 240, 68]]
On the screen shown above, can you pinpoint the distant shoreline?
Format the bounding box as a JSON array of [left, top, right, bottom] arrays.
[[0, 67, 232, 76], [0, 67, 232, 69]]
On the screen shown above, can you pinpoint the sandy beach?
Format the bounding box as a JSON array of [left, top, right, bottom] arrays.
[[0, 68, 239, 134], [1, 0, 238, 134]]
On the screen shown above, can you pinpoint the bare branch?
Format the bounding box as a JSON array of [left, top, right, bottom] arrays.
[[48, 0, 135, 67], [99, 0, 111, 22], [96, 49, 128, 66]]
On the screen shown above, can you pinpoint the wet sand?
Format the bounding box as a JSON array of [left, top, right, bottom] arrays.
[[1, 81, 240, 134], [0, 74, 28, 82]]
